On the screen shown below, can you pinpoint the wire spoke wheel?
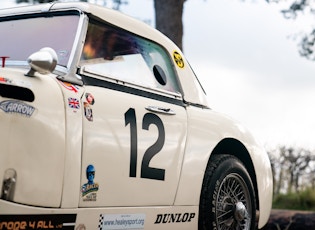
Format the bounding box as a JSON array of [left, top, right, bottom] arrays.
[[215, 174, 252, 230], [199, 154, 256, 230]]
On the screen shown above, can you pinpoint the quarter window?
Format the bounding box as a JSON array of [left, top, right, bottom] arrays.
[[80, 21, 180, 94]]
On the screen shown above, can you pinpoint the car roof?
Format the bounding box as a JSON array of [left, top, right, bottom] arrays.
[[0, 2, 209, 108]]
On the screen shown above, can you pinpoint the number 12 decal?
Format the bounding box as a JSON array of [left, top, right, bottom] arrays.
[[125, 108, 165, 181]]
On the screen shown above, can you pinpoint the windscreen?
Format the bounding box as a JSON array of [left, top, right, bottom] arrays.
[[0, 12, 80, 67]]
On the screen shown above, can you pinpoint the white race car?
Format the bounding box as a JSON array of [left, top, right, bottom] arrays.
[[0, 2, 272, 230]]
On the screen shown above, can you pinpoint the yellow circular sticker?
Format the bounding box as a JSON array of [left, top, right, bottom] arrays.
[[173, 51, 184, 68]]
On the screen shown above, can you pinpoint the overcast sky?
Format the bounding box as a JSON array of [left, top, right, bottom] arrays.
[[2, 0, 315, 149], [181, 0, 315, 150]]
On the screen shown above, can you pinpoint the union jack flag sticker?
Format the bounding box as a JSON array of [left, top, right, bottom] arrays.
[[68, 97, 80, 109]]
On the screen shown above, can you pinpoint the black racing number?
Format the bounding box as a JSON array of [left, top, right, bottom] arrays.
[[125, 108, 166, 181], [141, 113, 165, 180], [125, 108, 138, 178]]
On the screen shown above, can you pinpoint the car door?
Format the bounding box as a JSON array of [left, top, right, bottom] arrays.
[[78, 20, 187, 207]]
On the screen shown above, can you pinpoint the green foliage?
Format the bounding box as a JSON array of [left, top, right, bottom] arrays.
[[273, 188, 315, 211]]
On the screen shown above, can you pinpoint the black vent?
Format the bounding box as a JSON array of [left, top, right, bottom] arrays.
[[0, 84, 35, 102]]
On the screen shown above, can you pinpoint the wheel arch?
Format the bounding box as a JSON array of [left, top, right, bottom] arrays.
[[209, 138, 259, 211]]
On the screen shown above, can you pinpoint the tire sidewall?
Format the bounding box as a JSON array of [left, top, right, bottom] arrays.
[[200, 156, 256, 230]]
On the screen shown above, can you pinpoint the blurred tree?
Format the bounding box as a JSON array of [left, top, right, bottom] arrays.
[[154, 0, 185, 50], [267, 150, 277, 196], [112, 0, 128, 10], [268, 148, 286, 196], [269, 146, 315, 195], [266, 0, 315, 60]]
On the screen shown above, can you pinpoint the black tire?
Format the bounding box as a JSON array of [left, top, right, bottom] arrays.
[[199, 154, 256, 230]]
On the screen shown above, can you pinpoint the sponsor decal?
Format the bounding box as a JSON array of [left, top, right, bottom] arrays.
[[85, 93, 95, 105], [84, 102, 93, 122], [98, 214, 145, 230], [68, 97, 80, 110], [0, 214, 76, 230], [81, 165, 99, 202], [83, 93, 94, 122], [0, 100, 35, 117], [173, 51, 184, 68], [58, 80, 79, 93], [154, 212, 195, 224]]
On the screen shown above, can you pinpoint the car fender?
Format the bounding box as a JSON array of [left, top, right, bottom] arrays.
[[55, 75, 85, 208], [0, 68, 66, 207], [175, 105, 273, 228]]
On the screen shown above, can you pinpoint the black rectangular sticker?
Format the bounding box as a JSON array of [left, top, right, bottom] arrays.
[[0, 214, 76, 230]]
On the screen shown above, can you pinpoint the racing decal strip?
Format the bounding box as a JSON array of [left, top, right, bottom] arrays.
[[81, 76, 185, 107], [0, 214, 76, 230]]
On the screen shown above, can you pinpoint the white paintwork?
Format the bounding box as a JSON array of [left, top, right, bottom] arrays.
[[79, 84, 187, 207], [0, 69, 66, 207], [0, 2, 272, 229]]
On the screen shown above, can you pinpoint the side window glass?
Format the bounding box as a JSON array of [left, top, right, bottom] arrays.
[[80, 21, 180, 94]]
